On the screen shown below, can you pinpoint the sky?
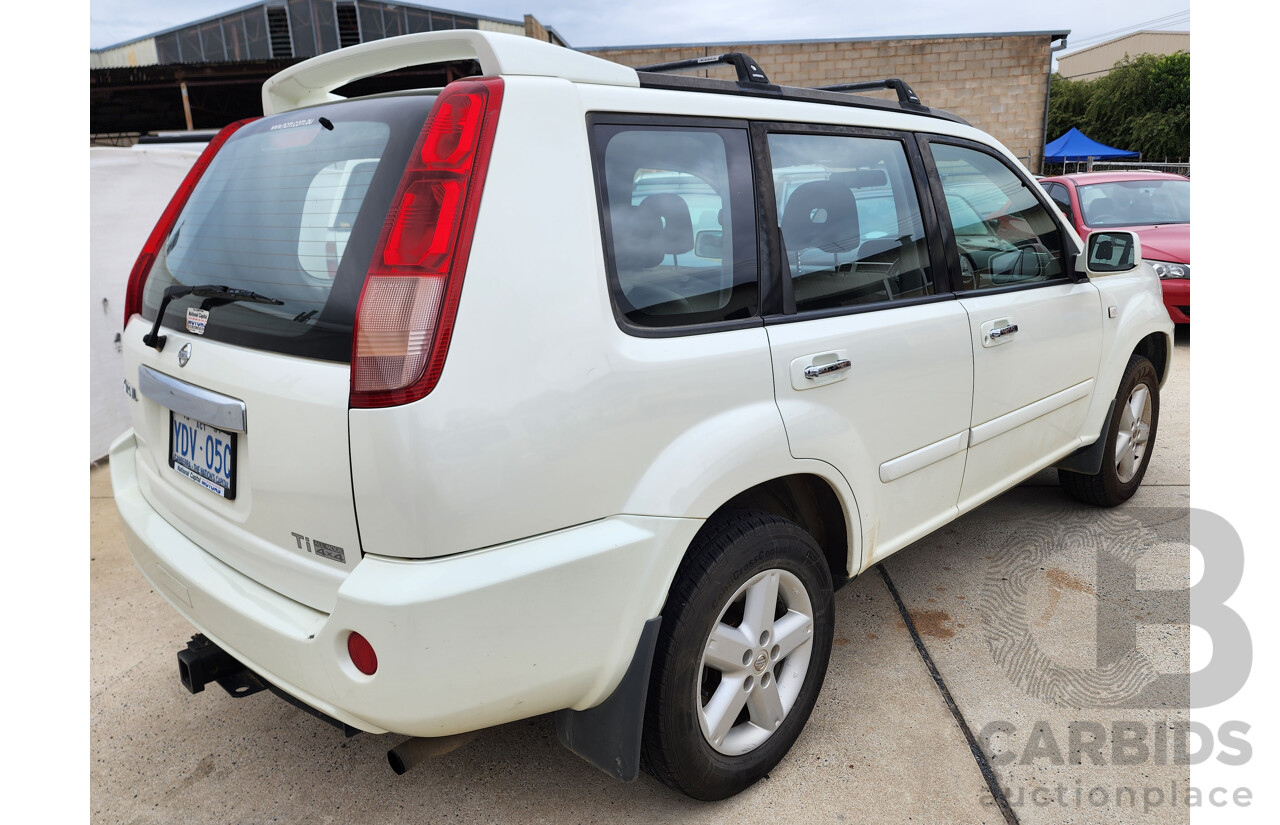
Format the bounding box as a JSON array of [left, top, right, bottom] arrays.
[[89, 0, 1188, 53]]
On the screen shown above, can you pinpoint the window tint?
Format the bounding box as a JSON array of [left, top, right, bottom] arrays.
[[595, 125, 758, 328], [932, 143, 1065, 291], [141, 96, 432, 362], [768, 133, 934, 312]]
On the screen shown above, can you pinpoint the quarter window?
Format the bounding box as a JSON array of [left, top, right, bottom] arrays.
[[1044, 182, 1074, 223], [768, 133, 934, 312], [593, 125, 758, 328], [932, 143, 1065, 291]]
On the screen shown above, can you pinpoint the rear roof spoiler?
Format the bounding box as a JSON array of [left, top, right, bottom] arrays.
[[262, 30, 639, 115]]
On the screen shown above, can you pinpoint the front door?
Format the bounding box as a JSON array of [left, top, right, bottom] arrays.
[[922, 138, 1103, 511]]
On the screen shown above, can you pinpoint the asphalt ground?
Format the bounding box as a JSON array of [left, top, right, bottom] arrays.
[[90, 327, 1190, 824]]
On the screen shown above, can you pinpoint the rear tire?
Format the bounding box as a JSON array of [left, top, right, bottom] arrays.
[[1059, 354, 1159, 507], [641, 509, 834, 800]]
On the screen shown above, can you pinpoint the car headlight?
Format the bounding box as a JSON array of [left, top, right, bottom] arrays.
[[1144, 259, 1190, 279]]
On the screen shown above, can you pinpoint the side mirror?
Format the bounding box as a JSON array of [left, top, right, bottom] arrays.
[[989, 246, 1050, 283], [694, 230, 723, 260], [1083, 230, 1142, 275]]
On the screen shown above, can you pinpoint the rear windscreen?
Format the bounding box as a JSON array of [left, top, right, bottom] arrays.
[[140, 95, 435, 362]]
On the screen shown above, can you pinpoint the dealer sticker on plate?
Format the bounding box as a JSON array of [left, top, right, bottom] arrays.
[[170, 411, 236, 498]]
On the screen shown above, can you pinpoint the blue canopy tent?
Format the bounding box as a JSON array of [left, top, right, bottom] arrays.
[[1043, 128, 1140, 163]]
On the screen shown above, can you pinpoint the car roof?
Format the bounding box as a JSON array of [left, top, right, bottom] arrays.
[[264, 29, 967, 125], [1041, 171, 1189, 185]]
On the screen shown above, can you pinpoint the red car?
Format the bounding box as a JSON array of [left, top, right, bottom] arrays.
[[1040, 171, 1190, 324]]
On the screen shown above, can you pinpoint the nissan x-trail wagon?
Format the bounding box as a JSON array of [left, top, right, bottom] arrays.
[[112, 30, 1173, 800]]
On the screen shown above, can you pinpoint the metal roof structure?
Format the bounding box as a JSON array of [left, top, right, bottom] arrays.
[[89, 1, 566, 69], [90, 1, 570, 136], [93, 0, 522, 54]]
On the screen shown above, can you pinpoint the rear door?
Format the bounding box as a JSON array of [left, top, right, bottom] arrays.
[[920, 137, 1102, 511], [121, 96, 433, 611], [760, 125, 973, 566]]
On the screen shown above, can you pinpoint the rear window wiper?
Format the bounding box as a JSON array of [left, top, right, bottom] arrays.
[[142, 284, 284, 352]]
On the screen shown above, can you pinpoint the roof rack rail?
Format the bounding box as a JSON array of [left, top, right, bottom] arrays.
[[815, 79, 922, 108], [635, 53, 770, 85]]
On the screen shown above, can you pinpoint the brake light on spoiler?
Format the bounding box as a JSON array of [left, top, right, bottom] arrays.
[[349, 78, 504, 408]]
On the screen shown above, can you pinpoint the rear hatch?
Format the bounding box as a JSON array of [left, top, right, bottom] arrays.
[[122, 95, 434, 612]]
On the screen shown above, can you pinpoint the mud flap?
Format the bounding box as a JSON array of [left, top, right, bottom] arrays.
[[554, 617, 661, 782], [1055, 399, 1115, 476]]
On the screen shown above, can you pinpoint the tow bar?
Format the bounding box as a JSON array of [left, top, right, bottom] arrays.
[[177, 634, 266, 698], [174, 634, 362, 737]]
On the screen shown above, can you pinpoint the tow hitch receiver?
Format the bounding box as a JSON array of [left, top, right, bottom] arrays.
[[177, 634, 266, 698]]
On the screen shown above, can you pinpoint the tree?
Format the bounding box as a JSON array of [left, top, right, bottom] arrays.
[[1047, 52, 1190, 162], [1046, 72, 1090, 145]]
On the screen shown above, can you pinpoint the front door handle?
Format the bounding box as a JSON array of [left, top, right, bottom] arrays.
[[804, 359, 852, 379], [981, 317, 1018, 348]]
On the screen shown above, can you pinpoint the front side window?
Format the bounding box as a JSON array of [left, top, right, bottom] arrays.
[[593, 124, 758, 329], [769, 132, 934, 312], [932, 143, 1065, 291]]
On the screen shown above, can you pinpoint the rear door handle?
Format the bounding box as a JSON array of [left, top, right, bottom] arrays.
[[789, 350, 852, 390]]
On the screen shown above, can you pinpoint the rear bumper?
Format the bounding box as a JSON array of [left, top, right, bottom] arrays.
[[1161, 278, 1189, 323], [110, 430, 698, 737]]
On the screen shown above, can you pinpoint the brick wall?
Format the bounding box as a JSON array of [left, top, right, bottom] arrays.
[[524, 15, 550, 43], [586, 34, 1058, 170]]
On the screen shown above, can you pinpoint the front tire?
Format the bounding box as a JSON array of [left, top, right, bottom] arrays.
[[1059, 354, 1160, 506], [641, 510, 835, 800]]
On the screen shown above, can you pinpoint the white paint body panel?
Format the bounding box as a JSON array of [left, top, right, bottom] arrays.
[[347, 78, 794, 558], [121, 323, 360, 612], [766, 302, 974, 567], [113, 430, 700, 736], [957, 282, 1103, 511]]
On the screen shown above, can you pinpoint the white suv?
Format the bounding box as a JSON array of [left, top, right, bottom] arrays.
[[111, 30, 1173, 800]]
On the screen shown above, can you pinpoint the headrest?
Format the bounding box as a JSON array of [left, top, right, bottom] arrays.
[[638, 194, 694, 256], [611, 204, 664, 270], [781, 180, 859, 254]]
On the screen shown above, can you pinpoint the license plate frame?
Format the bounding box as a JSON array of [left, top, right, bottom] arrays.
[[169, 411, 238, 500]]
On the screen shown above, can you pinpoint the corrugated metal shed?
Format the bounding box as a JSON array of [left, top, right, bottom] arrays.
[[1057, 30, 1189, 81], [91, 1, 528, 68]]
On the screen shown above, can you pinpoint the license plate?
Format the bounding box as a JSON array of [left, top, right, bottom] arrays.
[[169, 411, 237, 499]]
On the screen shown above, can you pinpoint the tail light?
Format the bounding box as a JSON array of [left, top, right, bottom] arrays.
[[350, 78, 504, 408], [122, 118, 257, 328]]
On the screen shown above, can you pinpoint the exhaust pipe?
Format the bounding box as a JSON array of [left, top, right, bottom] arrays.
[[387, 731, 478, 775]]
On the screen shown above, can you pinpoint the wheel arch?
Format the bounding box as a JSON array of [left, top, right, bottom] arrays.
[[707, 472, 858, 585], [1133, 329, 1172, 387]]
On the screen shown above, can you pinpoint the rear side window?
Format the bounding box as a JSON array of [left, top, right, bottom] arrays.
[[140, 96, 434, 362], [592, 123, 758, 329], [768, 132, 935, 312], [930, 143, 1065, 290]]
